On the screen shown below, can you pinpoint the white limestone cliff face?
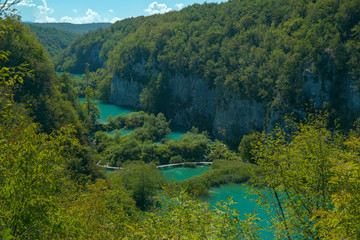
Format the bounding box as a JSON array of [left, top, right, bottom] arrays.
[[110, 58, 360, 143]]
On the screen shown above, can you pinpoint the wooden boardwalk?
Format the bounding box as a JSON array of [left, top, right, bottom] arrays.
[[97, 161, 123, 170], [97, 161, 212, 170]]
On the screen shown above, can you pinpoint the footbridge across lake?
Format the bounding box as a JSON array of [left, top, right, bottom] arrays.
[[98, 161, 213, 170]]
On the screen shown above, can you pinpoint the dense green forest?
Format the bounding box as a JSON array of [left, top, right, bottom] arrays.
[[1, 0, 360, 239], [56, 0, 360, 134], [28, 25, 79, 58], [54, 17, 147, 73], [24, 22, 112, 34]]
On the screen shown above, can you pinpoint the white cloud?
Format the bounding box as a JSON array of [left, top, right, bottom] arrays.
[[35, 0, 56, 22], [175, 3, 184, 10], [60, 9, 113, 24], [110, 17, 122, 23], [20, 0, 118, 24], [145, 2, 172, 15], [18, 0, 36, 7]]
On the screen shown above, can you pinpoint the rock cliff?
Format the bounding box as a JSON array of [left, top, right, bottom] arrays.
[[110, 59, 360, 145], [110, 62, 267, 144]]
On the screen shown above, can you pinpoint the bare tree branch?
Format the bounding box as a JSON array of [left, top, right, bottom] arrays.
[[0, 0, 22, 15]]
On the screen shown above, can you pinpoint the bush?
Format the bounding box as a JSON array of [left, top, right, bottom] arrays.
[[183, 162, 197, 168]]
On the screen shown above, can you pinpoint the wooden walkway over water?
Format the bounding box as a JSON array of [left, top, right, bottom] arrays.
[[97, 162, 123, 170]]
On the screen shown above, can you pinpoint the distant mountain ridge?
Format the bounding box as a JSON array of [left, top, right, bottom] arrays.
[[23, 22, 112, 34]]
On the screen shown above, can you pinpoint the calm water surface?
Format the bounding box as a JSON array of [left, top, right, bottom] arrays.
[[56, 72, 83, 78], [161, 166, 273, 239], [161, 165, 210, 182], [78, 97, 135, 122], [106, 129, 134, 136]]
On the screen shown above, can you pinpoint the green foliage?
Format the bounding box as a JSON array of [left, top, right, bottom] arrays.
[[96, 117, 211, 167], [113, 162, 165, 209], [251, 113, 357, 239], [238, 132, 259, 163], [181, 160, 259, 196], [183, 162, 197, 168], [107, 111, 171, 141], [0, 16, 86, 134], [96, 113, 171, 166], [137, 187, 261, 239], [311, 135, 360, 239], [28, 25, 78, 58], [0, 123, 80, 238], [140, 72, 169, 113], [84, 86, 100, 129], [165, 130, 211, 162], [207, 141, 241, 162], [108, 111, 148, 130], [58, 178, 138, 239]]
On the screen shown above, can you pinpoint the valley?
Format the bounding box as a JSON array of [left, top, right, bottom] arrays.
[[1, 0, 360, 239]]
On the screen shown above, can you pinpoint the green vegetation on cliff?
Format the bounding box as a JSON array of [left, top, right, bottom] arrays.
[[56, 0, 360, 130]]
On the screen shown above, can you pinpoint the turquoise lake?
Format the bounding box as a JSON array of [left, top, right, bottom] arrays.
[[160, 165, 211, 182], [56, 72, 83, 78], [106, 129, 134, 136], [78, 97, 135, 122], [163, 131, 184, 140], [161, 166, 273, 239]]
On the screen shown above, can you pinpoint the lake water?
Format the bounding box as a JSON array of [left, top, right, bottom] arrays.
[[56, 72, 83, 78], [106, 129, 134, 136], [161, 166, 273, 239], [78, 98, 188, 139], [78, 97, 135, 122], [164, 131, 184, 140], [161, 165, 210, 182]]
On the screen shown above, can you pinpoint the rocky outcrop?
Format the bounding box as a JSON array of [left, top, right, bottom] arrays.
[[110, 75, 145, 108], [110, 64, 266, 144]]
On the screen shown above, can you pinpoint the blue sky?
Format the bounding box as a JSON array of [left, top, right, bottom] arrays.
[[16, 0, 225, 23]]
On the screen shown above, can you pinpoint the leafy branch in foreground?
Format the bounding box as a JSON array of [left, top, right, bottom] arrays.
[[252, 113, 360, 239]]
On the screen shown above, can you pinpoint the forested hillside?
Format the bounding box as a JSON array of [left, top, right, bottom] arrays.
[[56, 0, 360, 144], [28, 25, 78, 58], [54, 17, 147, 73], [24, 22, 111, 34], [0, 16, 86, 133]]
